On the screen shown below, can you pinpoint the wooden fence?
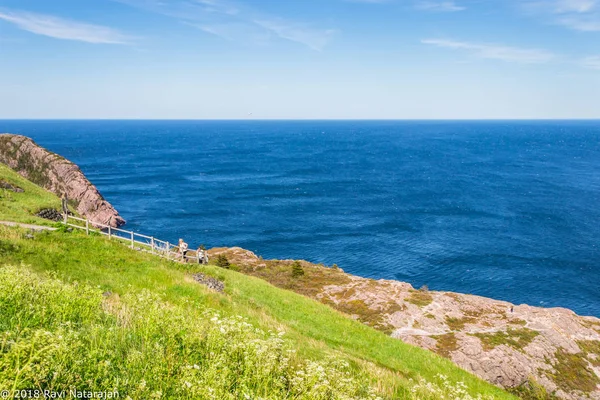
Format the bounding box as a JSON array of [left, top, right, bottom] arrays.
[[63, 214, 207, 264]]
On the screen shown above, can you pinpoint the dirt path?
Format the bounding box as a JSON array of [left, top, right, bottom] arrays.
[[0, 221, 57, 231]]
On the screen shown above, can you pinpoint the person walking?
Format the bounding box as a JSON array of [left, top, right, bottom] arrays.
[[197, 245, 209, 264], [178, 238, 189, 261]]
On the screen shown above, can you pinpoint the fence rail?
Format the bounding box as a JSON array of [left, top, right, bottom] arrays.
[[63, 214, 208, 264]]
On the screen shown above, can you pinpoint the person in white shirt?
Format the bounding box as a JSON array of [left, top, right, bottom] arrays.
[[197, 246, 209, 264], [178, 238, 189, 260]]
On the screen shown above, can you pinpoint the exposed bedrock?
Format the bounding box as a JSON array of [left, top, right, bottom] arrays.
[[0, 134, 125, 227], [209, 247, 600, 400]]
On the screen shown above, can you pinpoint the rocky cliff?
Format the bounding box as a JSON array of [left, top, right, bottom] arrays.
[[0, 134, 125, 227], [209, 247, 600, 400]]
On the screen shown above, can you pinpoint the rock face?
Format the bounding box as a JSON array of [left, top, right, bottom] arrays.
[[0, 134, 125, 227], [208, 247, 600, 400]]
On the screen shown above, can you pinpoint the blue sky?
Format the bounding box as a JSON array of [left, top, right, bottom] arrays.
[[0, 0, 599, 119]]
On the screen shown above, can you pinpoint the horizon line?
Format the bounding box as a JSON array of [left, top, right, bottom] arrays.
[[1, 118, 600, 122]]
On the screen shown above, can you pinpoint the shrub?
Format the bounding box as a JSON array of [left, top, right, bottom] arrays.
[[509, 378, 558, 400], [292, 261, 305, 278], [406, 290, 433, 307], [216, 254, 230, 269]]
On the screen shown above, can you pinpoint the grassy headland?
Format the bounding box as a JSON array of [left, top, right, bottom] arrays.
[[0, 164, 514, 399]]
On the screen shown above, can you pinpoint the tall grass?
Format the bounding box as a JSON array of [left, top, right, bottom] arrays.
[[0, 266, 380, 399], [0, 266, 499, 399]]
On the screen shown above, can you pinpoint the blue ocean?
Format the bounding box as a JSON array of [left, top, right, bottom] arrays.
[[2, 120, 599, 317]]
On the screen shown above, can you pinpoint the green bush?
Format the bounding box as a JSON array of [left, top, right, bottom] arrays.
[[292, 261, 305, 278], [216, 254, 231, 269], [509, 378, 557, 400]]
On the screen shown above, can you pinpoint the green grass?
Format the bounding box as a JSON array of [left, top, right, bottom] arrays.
[[433, 333, 459, 359], [0, 265, 378, 399], [0, 163, 62, 226], [405, 290, 434, 307], [0, 165, 515, 399], [577, 340, 600, 367], [471, 329, 539, 352], [446, 316, 477, 331], [547, 349, 599, 394], [234, 257, 353, 299], [508, 379, 558, 400]]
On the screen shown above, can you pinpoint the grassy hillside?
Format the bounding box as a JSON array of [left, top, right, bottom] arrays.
[[0, 163, 62, 225], [0, 164, 515, 399]]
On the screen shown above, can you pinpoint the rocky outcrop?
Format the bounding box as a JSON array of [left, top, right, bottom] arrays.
[[36, 208, 64, 222], [0, 134, 125, 227], [0, 180, 24, 192], [208, 247, 600, 400], [191, 273, 225, 292]]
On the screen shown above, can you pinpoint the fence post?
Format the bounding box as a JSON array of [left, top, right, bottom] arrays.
[[166, 242, 170, 259], [63, 213, 68, 224], [130, 231, 134, 249], [85, 219, 89, 235], [108, 225, 112, 240], [151, 237, 155, 254]]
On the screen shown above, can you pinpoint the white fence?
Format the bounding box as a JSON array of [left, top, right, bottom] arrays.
[[63, 214, 207, 264]]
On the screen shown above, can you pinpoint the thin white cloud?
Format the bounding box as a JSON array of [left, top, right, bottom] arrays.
[[254, 19, 336, 51], [0, 9, 132, 44], [581, 55, 600, 69], [556, 14, 600, 30], [115, 0, 335, 50], [415, 1, 465, 12], [522, 0, 600, 31], [187, 21, 270, 45], [422, 38, 556, 64], [553, 0, 596, 13]]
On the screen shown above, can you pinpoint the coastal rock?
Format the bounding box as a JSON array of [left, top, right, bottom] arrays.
[[0, 180, 24, 192], [191, 273, 225, 293], [208, 247, 600, 400], [36, 208, 63, 221], [0, 134, 125, 227]]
